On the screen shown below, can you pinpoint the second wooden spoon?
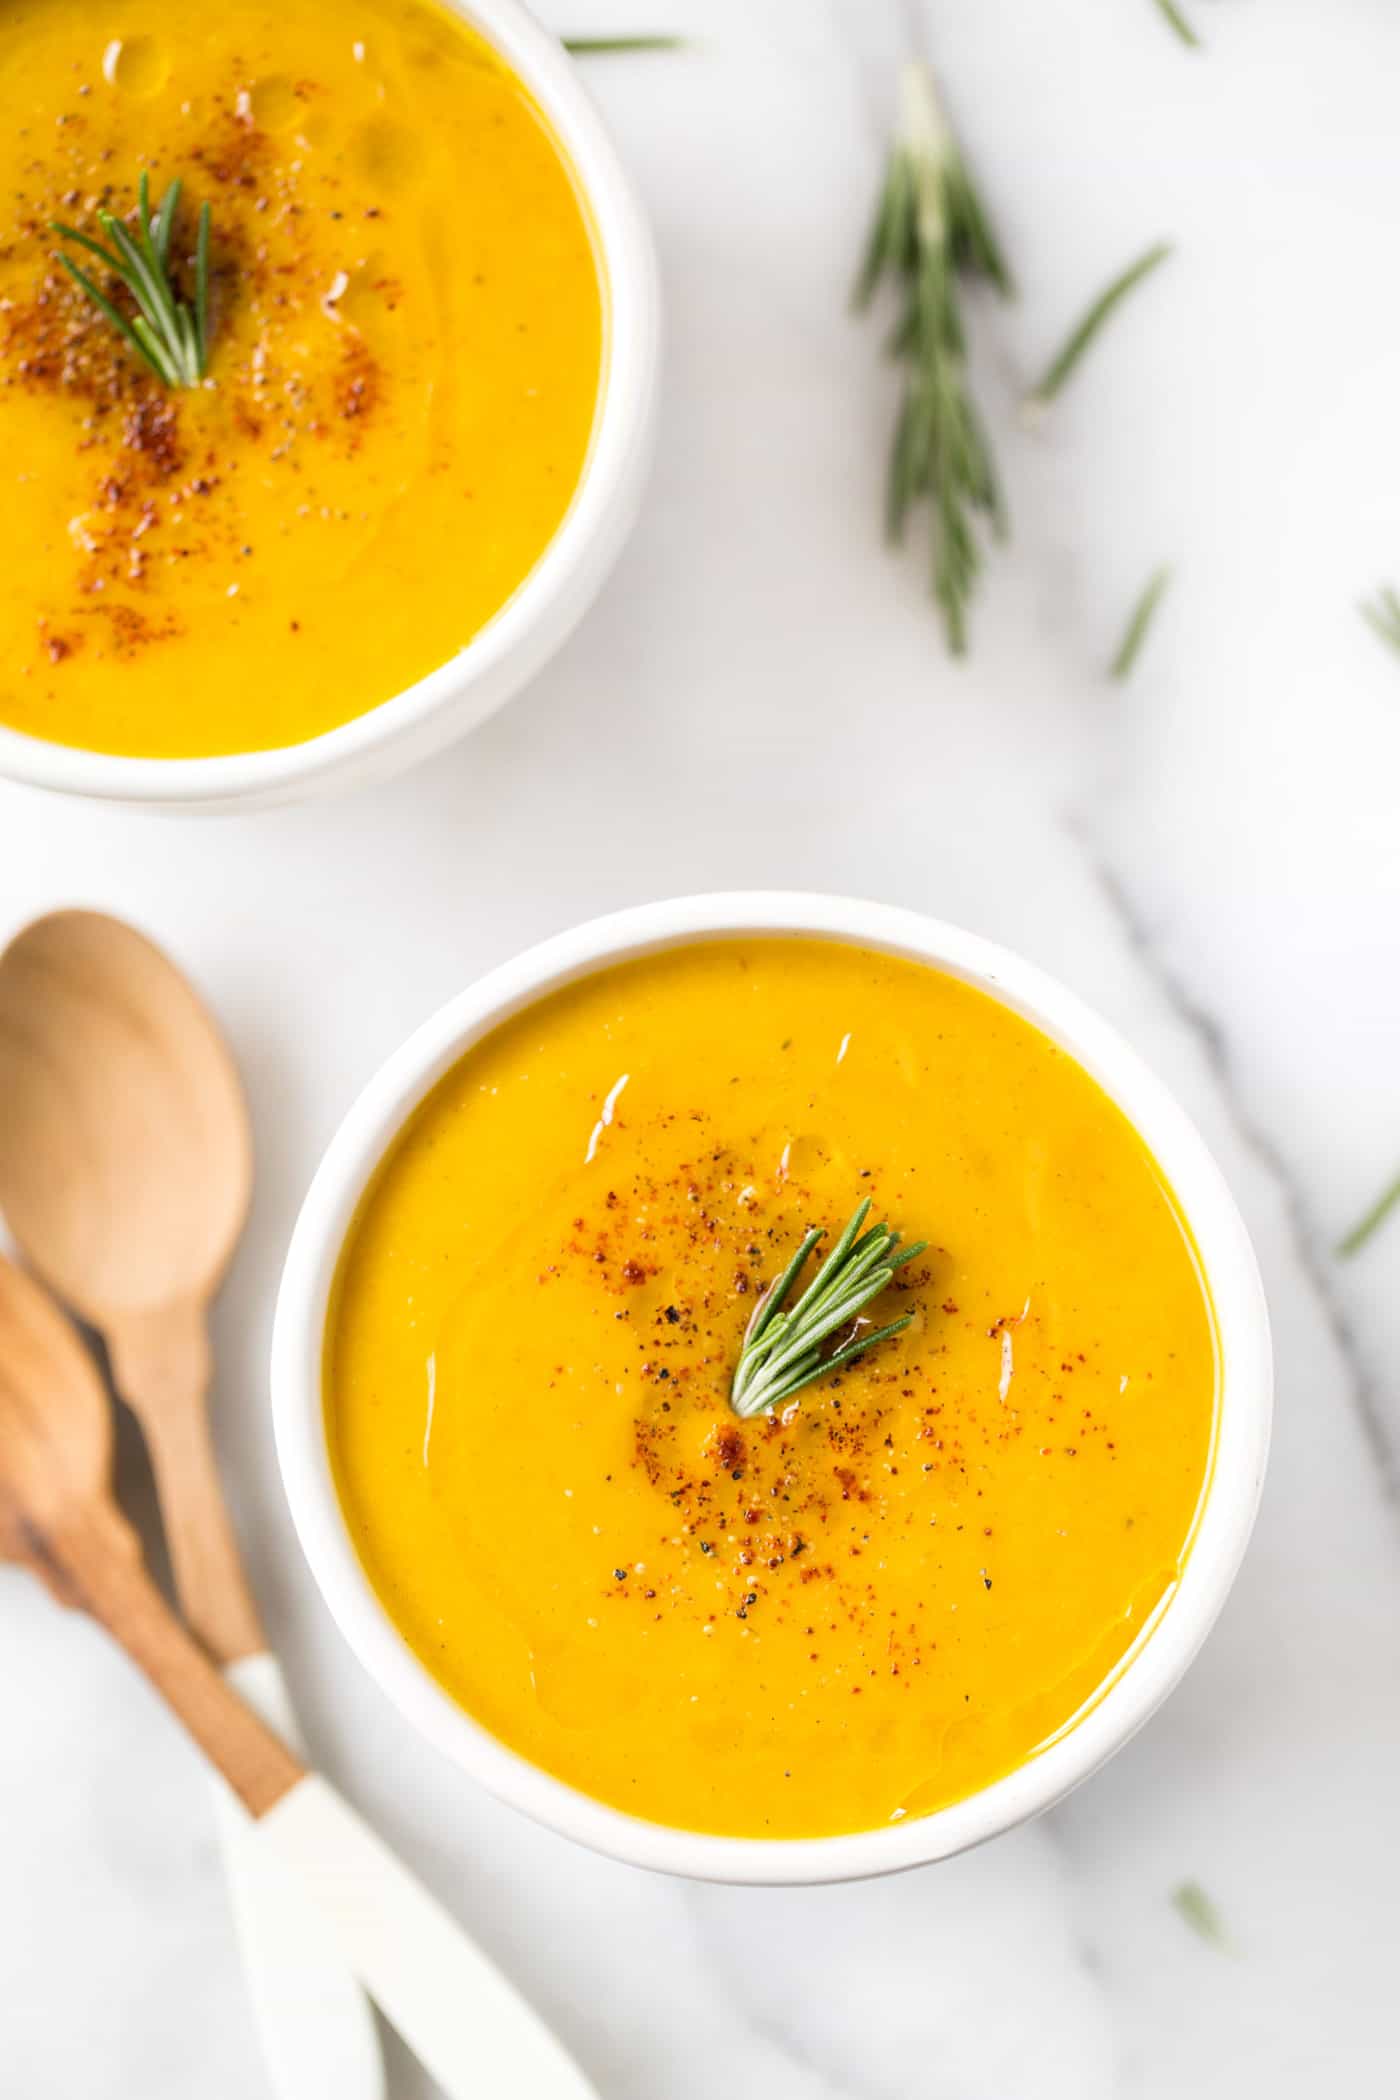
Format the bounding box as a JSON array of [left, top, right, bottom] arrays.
[[0, 1251, 597, 2100]]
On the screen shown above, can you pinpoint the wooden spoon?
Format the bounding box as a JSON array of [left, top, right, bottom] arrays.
[[0, 907, 259, 1663], [0, 907, 382, 2098], [0, 1252, 598, 2100]]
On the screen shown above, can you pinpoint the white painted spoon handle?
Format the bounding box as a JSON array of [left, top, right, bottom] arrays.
[[258, 1772, 600, 2100], [211, 1654, 384, 2100]]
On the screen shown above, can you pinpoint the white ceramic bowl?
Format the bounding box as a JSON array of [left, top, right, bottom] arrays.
[[272, 893, 1272, 1885], [0, 0, 658, 811]]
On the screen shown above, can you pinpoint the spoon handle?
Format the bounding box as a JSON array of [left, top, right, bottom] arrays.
[[60, 1515, 597, 2100], [212, 1655, 385, 2100], [106, 1307, 382, 2096], [259, 1777, 600, 2100], [62, 1503, 303, 1815], [106, 1301, 265, 1665]]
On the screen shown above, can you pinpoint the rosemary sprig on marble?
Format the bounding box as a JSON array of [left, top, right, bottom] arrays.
[[1150, 0, 1200, 47], [854, 59, 1012, 655], [1361, 586, 1400, 658], [1337, 1170, 1400, 1257], [53, 172, 211, 389], [730, 1198, 926, 1418], [1026, 242, 1173, 414], [1110, 566, 1173, 678]]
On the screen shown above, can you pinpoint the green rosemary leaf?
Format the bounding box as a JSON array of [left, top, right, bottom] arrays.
[[55, 254, 163, 380], [1171, 1881, 1231, 1950], [803, 1313, 914, 1388], [854, 153, 903, 310], [746, 1226, 823, 1350], [130, 310, 179, 389], [730, 1199, 924, 1418], [136, 170, 157, 265], [564, 35, 685, 53], [1026, 241, 1173, 411], [794, 1205, 882, 1315], [945, 157, 1013, 294], [1110, 565, 1173, 679], [195, 202, 211, 368], [1337, 1170, 1400, 1257], [53, 177, 213, 388], [855, 59, 1013, 654], [1150, 0, 1200, 46], [1361, 586, 1400, 657], [50, 220, 126, 276], [150, 175, 180, 270], [104, 213, 180, 344]]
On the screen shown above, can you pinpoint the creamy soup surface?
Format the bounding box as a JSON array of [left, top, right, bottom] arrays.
[[0, 0, 601, 756], [326, 939, 1218, 1841]]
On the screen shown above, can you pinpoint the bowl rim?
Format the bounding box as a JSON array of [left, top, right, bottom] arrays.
[[0, 0, 658, 807], [271, 891, 1273, 1885]]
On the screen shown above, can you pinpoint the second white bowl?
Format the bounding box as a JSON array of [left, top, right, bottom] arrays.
[[271, 892, 1272, 1885]]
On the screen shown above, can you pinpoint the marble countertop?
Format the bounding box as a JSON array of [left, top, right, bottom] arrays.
[[4, 0, 1399, 2092]]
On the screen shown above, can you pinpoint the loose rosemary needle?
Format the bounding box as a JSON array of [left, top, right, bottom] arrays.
[[564, 35, 684, 53], [1025, 241, 1172, 414], [1337, 1170, 1400, 1257], [1110, 566, 1173, 679], [1150, 0, 1200, 48], [730, 1198, 926, 1418], [52, 171, 211, 389], [1171, 1882, 1232, 1951], [1361, 586, 1400, 658], [854, 59, 1013, 655]]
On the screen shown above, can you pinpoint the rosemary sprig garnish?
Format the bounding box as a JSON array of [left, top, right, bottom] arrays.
[[854, 60, 1012, 655], [730, 1198, 926, 1419], [1150, 0, 1200, 47], [564, 34, 685, 52], [52, 172, 211, 389], [1110, 565, 1173, 679], [1337, 1170, 1400, 1257], [1025, 241, 1172, 414], [1361, 586, 1400, 658]]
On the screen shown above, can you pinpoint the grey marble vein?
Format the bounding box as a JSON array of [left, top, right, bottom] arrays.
[[1073, 819, 1400, 1506]]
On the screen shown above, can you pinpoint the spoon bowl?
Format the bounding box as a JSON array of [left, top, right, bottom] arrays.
[[0, 906, 263, 1658], [0, 909, 251, 1327]]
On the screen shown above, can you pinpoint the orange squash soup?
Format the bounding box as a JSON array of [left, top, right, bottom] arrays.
[[0, 0, 601, 756], [325, 940, 1218, 1840]]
